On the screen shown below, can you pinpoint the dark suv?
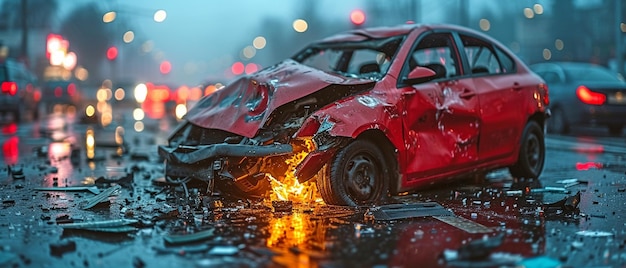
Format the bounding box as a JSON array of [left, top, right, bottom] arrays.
[[0, 58, 40, 121]]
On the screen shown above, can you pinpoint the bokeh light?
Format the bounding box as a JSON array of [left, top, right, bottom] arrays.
[[555, 39, 564, 51], [533, 4, 544, 15], [103, 11, 116, 23], [123, 31, 135, 43], [154, 10, 167, 22], [293, 19, 308, 33], [231, 62, 244, 75], [479, 19, 490, 31], [242, 46, 256, 59], [253, 36, 267, 49], [524, 8, 534, 19], [543, 48, 552, 60]]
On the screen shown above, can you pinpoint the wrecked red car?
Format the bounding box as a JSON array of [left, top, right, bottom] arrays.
[[158, 24, 550, 206]]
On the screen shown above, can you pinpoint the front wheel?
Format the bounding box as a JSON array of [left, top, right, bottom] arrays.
[[316, 139, 389, 206], [509, 121, 545, 179]]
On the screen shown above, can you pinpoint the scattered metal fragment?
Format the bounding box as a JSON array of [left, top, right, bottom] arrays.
[[368, 202, 453, 220], [59, 219, 138, 233], [163, 228, 215, 245], [505, 190, 523, 196], [575, 230, 614, 237], [208, 245, 239, 255], [49, 240, 76, 257], [34, 186, 101, 195], [153, 244, 211, 255], [530, 186, 570, 194], [8, 166, 24, 180], [433, 215, 493, 234], [457, 233, 505, 260], [544, 191, 580, 213], [272, 200, 293, 212], [80, 185, 121, 209]]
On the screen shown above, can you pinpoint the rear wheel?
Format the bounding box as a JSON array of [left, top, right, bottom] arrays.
[[316, 139, 389, 206], [509, 121, 545, 179]]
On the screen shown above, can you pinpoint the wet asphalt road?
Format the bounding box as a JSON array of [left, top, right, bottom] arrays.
[[0, 107, 625, 268]]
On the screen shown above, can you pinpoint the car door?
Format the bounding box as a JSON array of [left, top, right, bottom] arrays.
[[457, 33, 527, 160], [399, 32, 481, 180]]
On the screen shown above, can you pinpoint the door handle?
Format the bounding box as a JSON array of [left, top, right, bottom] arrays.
[[459, 88, 475, 99]]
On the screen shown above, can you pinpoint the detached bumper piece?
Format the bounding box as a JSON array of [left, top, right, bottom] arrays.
[[158, 143, 293, 164]]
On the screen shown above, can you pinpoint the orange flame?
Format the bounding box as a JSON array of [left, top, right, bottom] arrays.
[[268, 139, 323, 204]]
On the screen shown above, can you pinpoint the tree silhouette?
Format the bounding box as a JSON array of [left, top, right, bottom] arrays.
[[59, 3, 113, 83]]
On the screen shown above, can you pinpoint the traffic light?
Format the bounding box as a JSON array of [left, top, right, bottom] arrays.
[[106, 46, 118, 61], [350, 9, 366, 26]]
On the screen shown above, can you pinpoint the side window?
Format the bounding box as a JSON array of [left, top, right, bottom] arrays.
[[407, 33, 459, 80], [461, 34, 513, 75]]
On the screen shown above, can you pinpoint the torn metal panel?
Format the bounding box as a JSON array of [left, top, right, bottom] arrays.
[[164, 229, 215, 245], [433, 215, 493, 234], [34, 186, 100, 194], [185, 60, 374, 138], [368, 202, 453, 220], [59, 219, 138, 233], [158, 143, 293, 164]]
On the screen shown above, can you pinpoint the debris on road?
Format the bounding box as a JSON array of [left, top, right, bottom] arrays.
[[80, 184, 121, 209], [163, 228, 215, 245], [49, 240, 76, 257], [575, 230, 614, 237], [544, 191, 581, 214], [457, 233, 505, 260], [433, 215, 493, 234], [367, 202, 453, 220], [59, 219, 138, 233], [34, 186, 101, 194], [530, 186, 570, 194]]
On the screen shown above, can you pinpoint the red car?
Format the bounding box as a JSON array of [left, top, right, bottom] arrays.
[[159, 24, 550, 206]]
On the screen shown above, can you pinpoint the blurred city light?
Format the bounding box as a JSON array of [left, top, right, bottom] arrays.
[[74, 67, 89, 81], [621, 23, 626, 32], [523, 8, 534, 19], [134, 83, 148, 103], [479, 19, 490, 31], [231, 62, 245, 75], [242, 46, 256, 59], [63, 52, 77, 70], [293, 19, 308, 33], [555, 39, 564, 50], [245, 63, 259, 74], [106, 46, 118, 61], [160, 60, 172, 74], [253, 36, 267, 49], [142, 41, 154, 53], [533, 4, 544, 15], [134, 121, 144, 132], [103, 11, 116, 23], [154, 10, 167, 22], [114, 88, 125, 100], [85, 105, 95, 117], [350, 9, 366, 25], [175, 104, 187, 119], [123, 31, 135, 43], [133, 108, 145, 121], [543, 48, 552, 60]]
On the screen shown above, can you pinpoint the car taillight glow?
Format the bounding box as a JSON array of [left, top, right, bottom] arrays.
[[576, 85, 605, 105], [67, 83, 76, 96], [1, 81, 18, 96], [538, 83, 549, 105], [54, 86, 63, 97]]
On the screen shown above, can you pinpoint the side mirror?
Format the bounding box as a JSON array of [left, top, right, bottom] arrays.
[[404, 66, 437, 85]]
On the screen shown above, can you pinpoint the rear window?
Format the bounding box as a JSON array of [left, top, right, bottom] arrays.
[[564, 66, 624, 82]]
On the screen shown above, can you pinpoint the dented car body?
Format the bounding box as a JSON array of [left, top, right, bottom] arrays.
[[158, 24, 550, 206]]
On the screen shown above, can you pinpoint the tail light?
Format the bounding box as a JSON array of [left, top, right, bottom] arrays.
[[1, 81, 18, 96], [54, 86, 63, 97], [67, 83, 76, 97], [576, 85, 605, 105], [538, 83, 549, 105]]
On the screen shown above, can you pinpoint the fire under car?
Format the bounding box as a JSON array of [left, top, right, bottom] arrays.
[[158, 23, 550, 206]]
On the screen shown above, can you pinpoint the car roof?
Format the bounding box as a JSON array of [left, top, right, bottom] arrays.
[[318, 23, 490, 43]]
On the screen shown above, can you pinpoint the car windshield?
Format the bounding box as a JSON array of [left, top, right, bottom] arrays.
[[293, 35, 404, 81], [564, 65, 625, 82]]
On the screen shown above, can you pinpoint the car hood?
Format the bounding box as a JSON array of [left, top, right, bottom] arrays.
[[185, 59, 374, 138]]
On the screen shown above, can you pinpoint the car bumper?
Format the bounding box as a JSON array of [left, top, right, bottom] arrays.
[[575, 104, 626, 125]]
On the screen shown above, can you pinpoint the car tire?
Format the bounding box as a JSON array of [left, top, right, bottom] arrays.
[[608, 124, 623, 136], [509, 121, 545, 179], [547, 108, 569, 134], [316, 139, 389, 206]]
